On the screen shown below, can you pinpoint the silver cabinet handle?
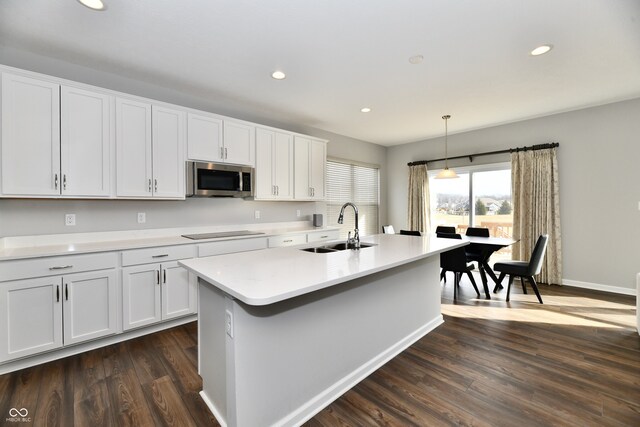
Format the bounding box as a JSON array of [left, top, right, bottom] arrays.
[[56, 285, 60, 302], [154, 179, 158, 192], [163, 269, 167, 284], [220, 147, 224, 159], [276, 185, 279, 196], [54, 173, 59, 190], [320, 235, 328, 238], [311, 187, 315, 196], [272, 185, 275, 195], [49, 265, 73, 270], [63, 174, 67, 190], [283, 239, 293, 243], [309, 187, 312, 197], [152, 254, 169, 258], [156, 270, 160, 285], [224, 147, 228, 159], [65, 283, 69, 301], [148, 179, 152, 192]]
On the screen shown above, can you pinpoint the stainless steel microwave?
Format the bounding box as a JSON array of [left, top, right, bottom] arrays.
[[186, 161, 254, 197]]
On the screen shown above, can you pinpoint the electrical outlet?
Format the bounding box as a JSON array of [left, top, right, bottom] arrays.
[[296, 209, 301, 218], [137, 212, 146, 224], [65, 214, 76, 226], [254, 210, 261, 219], [225, 310, 234, 338]]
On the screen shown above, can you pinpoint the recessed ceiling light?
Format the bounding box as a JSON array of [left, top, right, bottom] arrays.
[[77, 0, 106, 11], [530, 45, 553, 56], [408, 55, 424, 65], [271, 71, 286, 80], [360, 107, 371, 113]]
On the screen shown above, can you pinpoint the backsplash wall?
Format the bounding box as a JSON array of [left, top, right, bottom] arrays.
[[0, 198, 326, 237]]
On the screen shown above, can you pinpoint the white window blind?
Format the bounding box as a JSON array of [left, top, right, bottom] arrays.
[[326, 160, 380, 239]]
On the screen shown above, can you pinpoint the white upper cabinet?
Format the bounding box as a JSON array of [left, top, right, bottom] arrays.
[[223, 120, 255, 166], [116, 97, 152, 197], [187, 112, 222, 162], [152, 105, 185, 199], [255, 127, 293, 200], [294, 136, 327, 200], [116, 99, 184, 199], [61, 86, 112, 197], [1, 73, 61, 196], [187, 112, 254, 166], [1, 73, 113, 198]]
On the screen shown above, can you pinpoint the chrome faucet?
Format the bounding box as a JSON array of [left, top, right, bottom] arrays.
[[337, 202, 360, 249]]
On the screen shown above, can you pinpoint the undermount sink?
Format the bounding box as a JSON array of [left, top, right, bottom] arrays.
[[301, 242, 376, 253]]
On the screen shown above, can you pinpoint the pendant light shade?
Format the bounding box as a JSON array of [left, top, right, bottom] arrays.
[[435, 114, 459, 179]]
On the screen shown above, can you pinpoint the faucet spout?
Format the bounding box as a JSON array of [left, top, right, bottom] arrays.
[[337, 203, 360, 249]]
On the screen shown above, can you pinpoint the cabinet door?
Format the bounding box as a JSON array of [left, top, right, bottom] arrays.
[[187, 112, 223, 162], [1, 73, 60, 196], [122, 264, 161, 330], [309, 139, 326, 200], [62, 270, 117, 345], [0, 277, 63, 362], [273, 131, 293, 199], [294, 136, 311, 199], [223, 120, 255, 166], [255, 128, 275, 199], [152, 105, 185, 199], [116, 98, 152, 197], [61, 86, 112, 197], [161, 261, 196, 320]]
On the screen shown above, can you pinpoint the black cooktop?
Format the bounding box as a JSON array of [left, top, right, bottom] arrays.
[[181, 230, 265, 240]]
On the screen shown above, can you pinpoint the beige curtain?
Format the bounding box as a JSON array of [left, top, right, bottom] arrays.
[[511, 147, 562, 284], [407, 164, 430, 233]]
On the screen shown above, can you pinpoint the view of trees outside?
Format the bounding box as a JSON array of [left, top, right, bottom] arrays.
[[430, 168, 513, 262]]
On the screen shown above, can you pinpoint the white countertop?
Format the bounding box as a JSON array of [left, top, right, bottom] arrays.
[[180, 233, 467, 306], [0, 222, 337, 261]]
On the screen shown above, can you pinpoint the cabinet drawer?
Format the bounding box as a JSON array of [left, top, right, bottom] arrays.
[[198, 237, 268, 257], [0, 252, 117, 282], [121, 245, 196, 266], [307, 230, 340, 243], [267, 234, 306, 248]]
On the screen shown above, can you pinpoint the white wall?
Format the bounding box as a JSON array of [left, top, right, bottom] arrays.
[[388, 98, 640, 291], [0, 48, 387, 237]]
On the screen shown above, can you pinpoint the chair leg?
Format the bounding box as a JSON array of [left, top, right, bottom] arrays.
[[506, 275, 515, 302], [466, 271, 480, 297], [493, 272, 506, 293], [521, 277, 528, 294], [440, 269, 446, 283], [453, 272, 458, 300], [527, 276, 544, 304]]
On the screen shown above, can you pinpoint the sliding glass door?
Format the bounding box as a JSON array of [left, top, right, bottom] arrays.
[[429, 163, 513, 261]]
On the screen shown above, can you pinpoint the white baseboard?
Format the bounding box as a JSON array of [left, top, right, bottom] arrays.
[[562, 279, 636, 296]]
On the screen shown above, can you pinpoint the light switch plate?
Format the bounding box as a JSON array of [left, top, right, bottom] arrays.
[[65, 214, 76, 226], [255, 210, 261, 219], [296, 209, 301, 218], [137, 212, 146, 224]]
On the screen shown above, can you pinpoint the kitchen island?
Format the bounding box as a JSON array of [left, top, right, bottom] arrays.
[[179, 233, 466, 427]]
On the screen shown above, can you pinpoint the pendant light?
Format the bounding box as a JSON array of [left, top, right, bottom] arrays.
[[435, 114, 459, 179]]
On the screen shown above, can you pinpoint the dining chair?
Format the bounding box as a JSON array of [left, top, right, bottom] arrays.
[[438, 233, 480, 299], [399, 229, 421, 236], [382, 225, 395, 234], [493, 234, 549, 304], [435, 225, 456, 234], [465, 227, 490, 264]]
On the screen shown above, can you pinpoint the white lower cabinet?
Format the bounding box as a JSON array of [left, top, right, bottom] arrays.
[[122, 261, 196, 331], [0, 269, 117, 362]]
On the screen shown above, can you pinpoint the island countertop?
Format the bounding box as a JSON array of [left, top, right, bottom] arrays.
[[179, 233, 467, 306]]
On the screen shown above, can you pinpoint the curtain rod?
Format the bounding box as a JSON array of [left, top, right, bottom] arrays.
[[407, 142, 559, 167]]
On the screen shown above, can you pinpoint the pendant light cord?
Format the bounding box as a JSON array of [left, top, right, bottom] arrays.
[[442, 114, 451, 169]]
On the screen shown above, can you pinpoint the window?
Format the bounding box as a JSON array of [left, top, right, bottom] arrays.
[[429, 163, 513, 261], [326, 159, 380, 239]]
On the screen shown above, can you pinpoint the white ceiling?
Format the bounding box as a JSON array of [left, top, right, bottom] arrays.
[[1, 0, 639, 146]]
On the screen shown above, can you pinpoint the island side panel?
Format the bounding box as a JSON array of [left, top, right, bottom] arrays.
[[228, 255, 441, 427], [198, 281, 229, 425]]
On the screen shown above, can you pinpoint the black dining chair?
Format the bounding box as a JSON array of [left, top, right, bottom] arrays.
[[399, 230, 421, 236], [435, 225, 456, 234], [382, 225, 395, 234], [493, 234, 549, 304], [438, 233, 480, 300], [436, 232, 456, 282], [465, 227, 490, 264]]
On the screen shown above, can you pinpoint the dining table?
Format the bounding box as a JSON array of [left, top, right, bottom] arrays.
[[453, 235, 518, 299]]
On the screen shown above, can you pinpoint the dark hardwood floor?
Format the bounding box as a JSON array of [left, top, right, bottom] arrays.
[[1, 279, 638, 426]]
